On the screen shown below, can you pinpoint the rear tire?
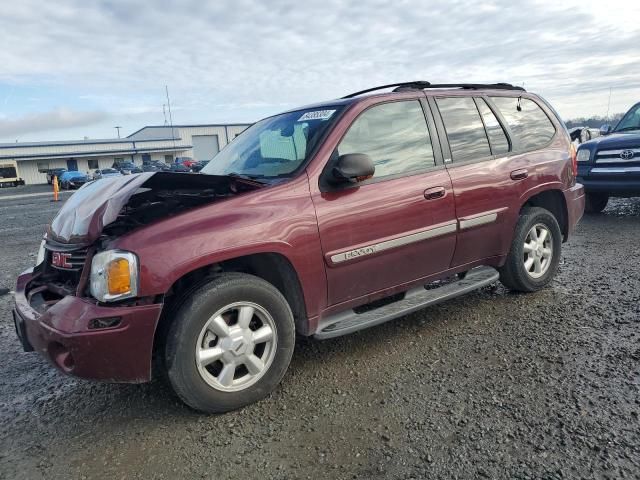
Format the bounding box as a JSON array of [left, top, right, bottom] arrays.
[[499, 207, 562, 292], [584, 193, 609, 213], [165, 273, 295, 413]]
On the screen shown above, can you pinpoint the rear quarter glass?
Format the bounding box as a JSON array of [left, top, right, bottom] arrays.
[[490, 96, 557, 151]]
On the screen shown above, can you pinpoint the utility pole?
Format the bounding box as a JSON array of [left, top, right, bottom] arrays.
[[606, 87, 612, 121], [165, 86, 177, 153], [114, 126, 122, 138]]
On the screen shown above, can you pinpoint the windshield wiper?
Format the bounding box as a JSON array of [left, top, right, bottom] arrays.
[[226, 172, 268, 184]]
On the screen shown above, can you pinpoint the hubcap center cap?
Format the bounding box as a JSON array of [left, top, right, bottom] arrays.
[[221, 329, 252, 357]]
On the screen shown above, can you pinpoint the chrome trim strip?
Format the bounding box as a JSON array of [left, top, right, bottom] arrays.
[[459, 212, 498, 230], [596, 148, 640, 156], [330, 222, 457, 264], [596, 157, 640, 164], [591, 167, 640, 174]]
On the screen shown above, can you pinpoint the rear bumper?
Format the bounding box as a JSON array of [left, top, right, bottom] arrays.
[[563, 183, 585, 238], [13, 269, 163, 383]]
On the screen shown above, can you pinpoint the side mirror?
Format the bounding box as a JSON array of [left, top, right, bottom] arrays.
[[599, 124, 612, 136], [332, 153, 375, 184]]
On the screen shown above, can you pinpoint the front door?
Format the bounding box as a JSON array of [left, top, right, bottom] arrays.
[[66, 158, 78, 171], [311, 99, 457, 307]]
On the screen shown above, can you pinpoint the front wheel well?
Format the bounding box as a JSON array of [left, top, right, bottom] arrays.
[[153, 253, 308, 372], [521, 189, 568, 241]]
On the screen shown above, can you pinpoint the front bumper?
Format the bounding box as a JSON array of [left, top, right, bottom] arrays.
[[576, 176, 640, 197], [563, 183, 585, 238], [13, 269, 163, 383]]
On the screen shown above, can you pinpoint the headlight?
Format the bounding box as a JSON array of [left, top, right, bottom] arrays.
[[90, 250, 139, 302], [35, 238, 46, 267], [577, 149, 591, 162]]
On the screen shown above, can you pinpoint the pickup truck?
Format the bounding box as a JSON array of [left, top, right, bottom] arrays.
[[577, 101, 640, 212], [13, 81, 584, 413]]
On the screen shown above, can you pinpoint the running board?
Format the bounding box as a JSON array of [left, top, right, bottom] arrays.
[[314, 266, 499, 340]]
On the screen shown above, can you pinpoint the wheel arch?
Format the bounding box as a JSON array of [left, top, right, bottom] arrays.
[[153, 251, 309, 368], [519, 187, 569, 241]]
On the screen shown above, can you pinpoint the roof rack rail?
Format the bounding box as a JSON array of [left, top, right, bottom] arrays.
[[342, 81, 525, 99]]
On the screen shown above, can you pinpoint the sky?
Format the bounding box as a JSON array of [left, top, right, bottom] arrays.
[[1, 0, 639, 143]]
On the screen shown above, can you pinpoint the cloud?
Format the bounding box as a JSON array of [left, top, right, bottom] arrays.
[[0, 108, 109, 138], [0, 0, 639, 132]]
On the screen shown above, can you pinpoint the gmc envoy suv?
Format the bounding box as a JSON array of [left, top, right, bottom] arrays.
[[13, 82, 585, 413]]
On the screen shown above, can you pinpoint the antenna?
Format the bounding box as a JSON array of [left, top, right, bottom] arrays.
[[162, 104, 168, 126], [165, 86, 177, 157]]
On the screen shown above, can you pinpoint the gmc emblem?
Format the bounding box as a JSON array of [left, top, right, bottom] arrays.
[[51, 252, 72, 269]]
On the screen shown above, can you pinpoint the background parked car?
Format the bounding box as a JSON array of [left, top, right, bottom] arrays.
[[175, 156, 196, 168], [142, 160, 171, 172], [169, 163, 192, 173], [191, 160, 210, 172], [58, 171, 89, 189], [115, 161, 142, 175], [93, 168, 122, 180], [569, 126, 600, 144], [46, 168, 67, 184]]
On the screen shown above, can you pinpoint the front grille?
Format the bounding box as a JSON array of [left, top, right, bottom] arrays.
[[48, 247, 89, 271], [595, 148, 640, 164]]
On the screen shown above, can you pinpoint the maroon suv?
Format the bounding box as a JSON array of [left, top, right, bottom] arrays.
[[13, 82, 585, 413]]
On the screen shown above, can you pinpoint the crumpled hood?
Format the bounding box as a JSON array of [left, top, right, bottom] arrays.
[[49, 173, 154, 244], [48, 172, 261, 244]]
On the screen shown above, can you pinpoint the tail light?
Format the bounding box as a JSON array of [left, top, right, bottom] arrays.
[[570, 143, 577, 183]]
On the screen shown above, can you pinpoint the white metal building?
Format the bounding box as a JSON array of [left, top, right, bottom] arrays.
[[0, 123, 250, 185]]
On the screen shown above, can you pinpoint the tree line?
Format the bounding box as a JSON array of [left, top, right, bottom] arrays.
[[565, 113, 624, 129]]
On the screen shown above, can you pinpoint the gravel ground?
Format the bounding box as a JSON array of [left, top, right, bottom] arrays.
[[0, 193, 639, 479]]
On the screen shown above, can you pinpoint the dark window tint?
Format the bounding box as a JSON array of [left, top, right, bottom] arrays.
[[476, 99, 509, 155], [338, 101, 435, 178], [490, 97, 556, 151], [436, 97, 491, 162]]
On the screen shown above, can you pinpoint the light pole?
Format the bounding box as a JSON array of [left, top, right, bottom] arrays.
[[114, 126, 122, 138]]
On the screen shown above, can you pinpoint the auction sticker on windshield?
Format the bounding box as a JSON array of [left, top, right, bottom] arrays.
[[298, 109, 336, 121]]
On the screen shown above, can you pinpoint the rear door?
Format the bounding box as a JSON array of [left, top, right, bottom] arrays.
[[311, 99, 458, 306], [429, 95, 521, 267]]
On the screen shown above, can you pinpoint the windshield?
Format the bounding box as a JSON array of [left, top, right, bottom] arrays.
[[202, 106, 343, 179], [614, 103, 640, 132]]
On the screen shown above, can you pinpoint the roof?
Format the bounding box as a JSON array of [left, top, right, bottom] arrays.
[[127, 123, 251, 139], [280, 84, 530, 117], [0, 122, 250, 149], [0, 136, 181, 149]]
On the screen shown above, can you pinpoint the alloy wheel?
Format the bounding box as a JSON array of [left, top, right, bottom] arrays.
[[523, 223, 553, 279], [195, 302, 277, 392]]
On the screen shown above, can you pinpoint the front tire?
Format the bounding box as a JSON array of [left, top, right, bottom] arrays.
[[499, 207, 562, 292], [165, 273, 295, 413], [584, 193, 609, 213]]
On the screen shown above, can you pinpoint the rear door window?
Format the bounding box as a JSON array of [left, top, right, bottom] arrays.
[[337, 100, 436, 179], [436, 97, 491, 162], [476, 99, 510, 156], [490, 97, 556, 151]]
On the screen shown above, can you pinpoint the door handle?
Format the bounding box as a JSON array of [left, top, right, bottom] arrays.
[[510, 169, 528, 181], [424, 186, 446, 200]]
